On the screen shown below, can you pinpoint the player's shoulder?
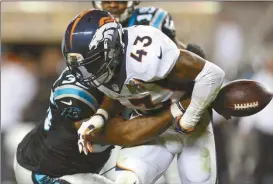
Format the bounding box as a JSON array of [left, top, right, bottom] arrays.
[[124, 6, 175, 40], [131, 7, 169, 26], [53, 68, 89, 91], [52, 68, 103, 112], [125, 25, 178, 56], [124, 26, 180, 82]]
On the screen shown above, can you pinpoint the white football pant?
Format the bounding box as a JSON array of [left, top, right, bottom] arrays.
[[114, 110, 217, 184]]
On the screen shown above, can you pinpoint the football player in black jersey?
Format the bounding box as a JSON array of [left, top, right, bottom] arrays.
[[14, 67, 189, 184]]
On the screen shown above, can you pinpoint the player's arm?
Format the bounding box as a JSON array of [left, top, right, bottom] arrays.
[[77, 110, 171, 146], [167, 49, 225, 132], [80, 95, 125, 133], [77, 98, 190, 146], [77, 94, 127, 154]]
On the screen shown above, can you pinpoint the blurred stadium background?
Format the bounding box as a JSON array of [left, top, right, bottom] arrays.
[[1, 1, 273, 184]]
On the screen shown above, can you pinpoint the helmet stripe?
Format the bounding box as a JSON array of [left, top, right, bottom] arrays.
[[99, 17, 115, 27], [70, 9, 93, 49]]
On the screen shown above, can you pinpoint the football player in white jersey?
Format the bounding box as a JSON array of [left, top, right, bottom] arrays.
[[93, 2, 206, 182], [63, 10, 225, 184]]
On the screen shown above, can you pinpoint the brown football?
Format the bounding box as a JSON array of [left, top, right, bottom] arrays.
[[212, 79, 272, 118]]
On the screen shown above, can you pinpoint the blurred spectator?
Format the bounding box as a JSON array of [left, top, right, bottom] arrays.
[[1, 46, 38, 183], [211, 10, 245, 184], [231, 51, 273, 184], [1, 48, 38, 131], [213, 11, 244, 81], [23, 46, 63, 122], [1, 45, 63, 184]]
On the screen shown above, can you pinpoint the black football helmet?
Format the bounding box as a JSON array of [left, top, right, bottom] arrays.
[[62, 9, 124, 87]]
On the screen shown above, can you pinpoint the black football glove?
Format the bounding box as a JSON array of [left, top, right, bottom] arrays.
[[186, 43, 206, 59]]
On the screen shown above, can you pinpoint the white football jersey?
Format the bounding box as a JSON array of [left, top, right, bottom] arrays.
[[98, 25, 182, 111]]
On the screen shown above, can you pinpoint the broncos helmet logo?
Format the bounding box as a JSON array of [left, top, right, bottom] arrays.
[[88, 21, 123, 52]]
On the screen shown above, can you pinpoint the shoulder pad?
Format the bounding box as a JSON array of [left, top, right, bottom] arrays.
[[53, 84, 101, 112], [132, 7, 169, 28], [53, 68, 90, 90], [52, 69, 103, 114]]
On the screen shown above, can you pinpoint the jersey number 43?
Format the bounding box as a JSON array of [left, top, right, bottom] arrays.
[[130, 36, 152, 62]]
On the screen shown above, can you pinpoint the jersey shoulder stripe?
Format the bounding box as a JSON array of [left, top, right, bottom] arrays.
[[44, 108, 52, 131], [128, 11, 137, 27], [150, 9, 168, 28], [54, 85, 99, 112]]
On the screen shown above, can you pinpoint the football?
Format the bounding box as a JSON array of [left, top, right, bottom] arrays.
[[212, 79, 273, 118]]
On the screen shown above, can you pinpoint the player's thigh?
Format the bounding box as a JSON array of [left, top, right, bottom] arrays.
[[160, 156, 181, 184], [100, 146, 121, 181], [177, 124, 217, 184], [116, 139, 175, 184]]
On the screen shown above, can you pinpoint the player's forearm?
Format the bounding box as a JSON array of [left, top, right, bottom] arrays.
[[168, 49, 224, 129], [81, 96, 124, 132], [182, 61, 224, 128], [91, 110, 173, 146], [121, 110, 172, 146]]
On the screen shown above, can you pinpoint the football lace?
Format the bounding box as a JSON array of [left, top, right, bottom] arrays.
[[234, 101, 259, 110]]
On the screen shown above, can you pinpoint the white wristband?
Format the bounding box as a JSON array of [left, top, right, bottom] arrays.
[[82, 115, 104, 130], [96, 108, 109, 120], [170, 102, 185, 118]]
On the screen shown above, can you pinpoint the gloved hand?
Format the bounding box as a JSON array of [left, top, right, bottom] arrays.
[[186, 43, 206, 59], [77, 109, 108, 155], [170, 101, 194, 134]]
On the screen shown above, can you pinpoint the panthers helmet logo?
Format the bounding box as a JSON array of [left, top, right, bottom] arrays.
[[61, 107, 82, 119]]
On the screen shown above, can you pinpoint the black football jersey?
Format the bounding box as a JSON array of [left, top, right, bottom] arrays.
[[17, 68, 114, 177], [121, 6, 176, 41]]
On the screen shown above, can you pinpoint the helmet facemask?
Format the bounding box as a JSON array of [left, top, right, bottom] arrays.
[[66, 22, 124, 87]]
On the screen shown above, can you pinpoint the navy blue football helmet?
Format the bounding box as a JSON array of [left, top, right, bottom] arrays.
[[62, 9, 124, 86]]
